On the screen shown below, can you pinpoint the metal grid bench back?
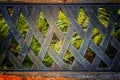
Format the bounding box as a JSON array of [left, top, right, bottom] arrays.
[[0, 4, 120, 71]]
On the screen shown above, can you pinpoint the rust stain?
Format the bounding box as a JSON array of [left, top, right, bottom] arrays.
[[0, 74, 80, 80]]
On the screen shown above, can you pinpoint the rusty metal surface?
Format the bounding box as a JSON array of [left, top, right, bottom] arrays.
[[0, 71, 120, 79]]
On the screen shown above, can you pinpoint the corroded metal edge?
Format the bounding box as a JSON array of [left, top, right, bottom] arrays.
[[0, 72, 120, 79]]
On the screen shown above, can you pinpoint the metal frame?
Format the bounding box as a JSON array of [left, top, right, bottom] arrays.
[[0, 4, 120, 72]]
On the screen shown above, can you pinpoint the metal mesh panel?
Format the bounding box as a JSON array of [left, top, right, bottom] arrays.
[[0, 5, 120, 71]]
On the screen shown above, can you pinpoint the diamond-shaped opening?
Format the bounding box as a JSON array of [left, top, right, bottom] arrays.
[[117, 63, 120, 70], [118, 8, 120, 15], [10, 38, 21, 57], [57, 10, 70, 34], [16, 12, 29, 39], [37, 11, 49, 37], [42, 53, 54, 67], [71, 32, 82, 50], [0, 45, 2, 54], [63, 50, 75, 66], [112, 22, 120, 42], [0, 12, 9, 38], [92, 27, 103, 46], [22, 55, 33, 69], [97, 8, 110, 27], [99, 60, 108, 68], [105, 43, 117, 59], [84, 48, 96, 63], [7, 7, 14, 17], [30, 36, 41, 56], [77, 8, 89, 32], [0, 57, 13, 70], [50, 33, 62, 53]]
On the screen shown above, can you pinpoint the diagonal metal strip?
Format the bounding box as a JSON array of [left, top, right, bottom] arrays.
[[17, 6, 40, 65], [71, 21, 94, 69], [0, 6, 24, 68], [7, 52, 24, 69], [91, 15, 115, 68], [84, 6, 120, 68], [84, 6, 120, 52], [2, 6, 46, 69], [69, 6, 84, 69], [22, 6, 69, 69], [52, 25, 74, 70], [48, 7, 75, 69], [92, 18, 114, 68], [1, 6, 25, 69], [1, 6, 24, 44], [0, 32, 12, 65], [62, 6, 112, 67], [111, 51, 120, 70], [32, 27, 54, 69], [78, 21, 94, 56], [0, 5, 119, 71], [30, 6, 60, 70], [58, 25, 74, 59], [41, 6, 91, 68], [106, 7, 120, 26]]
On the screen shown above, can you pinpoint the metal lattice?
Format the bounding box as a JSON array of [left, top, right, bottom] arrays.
[[0, 4, 120, 71]]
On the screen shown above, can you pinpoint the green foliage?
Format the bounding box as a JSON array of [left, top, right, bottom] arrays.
[[17, 12, 29, 38], [0, 8, 120, 69], [77, 8, 89, 29], [57, 11, 69, 33], [7, 8, 13, 17], [10, 13, 29, 56], [10, 38, 21, 56], [63, 52, 74, 66], [71, 32, 82, 49], [0, 13, 9, 38], [30, 36, 41, 55], [22, 56, 33, 68], [112, 22, 120, 42], [98, 8, 110, 27], [92, 28, 103, 45], [37, 12, 48, 37], [42, 53, 54, 67]]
